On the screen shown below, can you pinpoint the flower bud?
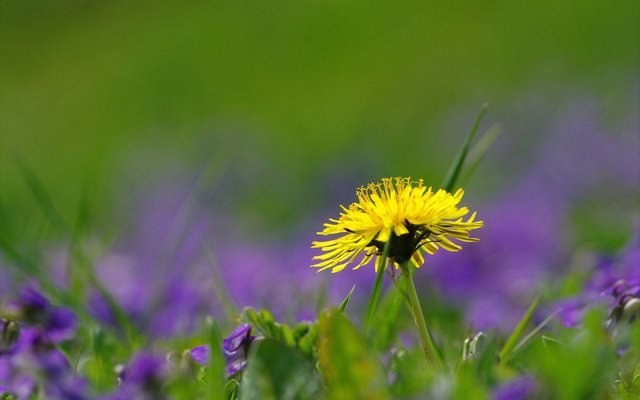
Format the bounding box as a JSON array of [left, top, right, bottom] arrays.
[[0, 319, 19, 353]]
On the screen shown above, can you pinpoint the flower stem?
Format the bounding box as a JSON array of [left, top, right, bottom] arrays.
[[399, 261, 442, 369]]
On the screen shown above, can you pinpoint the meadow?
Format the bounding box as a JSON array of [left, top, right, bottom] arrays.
[[0, 1, 638, 399]]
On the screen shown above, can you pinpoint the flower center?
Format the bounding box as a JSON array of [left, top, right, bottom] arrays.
[[368, 223, 432, 263]]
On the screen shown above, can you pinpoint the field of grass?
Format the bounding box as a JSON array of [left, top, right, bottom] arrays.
[[0, 1, 638, 399]]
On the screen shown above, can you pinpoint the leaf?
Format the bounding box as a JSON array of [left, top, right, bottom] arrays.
[[499, 295, 542, 363], [204, 317, 226, 397], [240, 339, 322, 400], [338, 285, 356, 313], [13, 153, 68, 232], [461, 123, 503, 185], [364, 239, 391, 332], [318, 310, 391, 400], [503, 310, 559, 364], [440, 102, 489, 192]]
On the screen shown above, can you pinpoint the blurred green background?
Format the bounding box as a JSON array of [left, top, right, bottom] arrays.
[[1, 0, 638, 234]]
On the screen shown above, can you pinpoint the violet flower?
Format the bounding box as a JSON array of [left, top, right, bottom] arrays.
[[3, 283, 77, 343], [492, 376, 538, 400], [104, 352, 170, 400], [554, 220, 640, 328], [0, 326, 88, 400], [191, 323, 256, 377]]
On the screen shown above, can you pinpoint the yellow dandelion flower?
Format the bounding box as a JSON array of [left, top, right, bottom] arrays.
[[311, 177, 483, 273]]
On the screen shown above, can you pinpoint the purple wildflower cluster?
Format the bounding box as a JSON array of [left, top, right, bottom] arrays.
[[0, 284, 259, 399], [556, 221, 640, 328], [0, 285, 85, 399]]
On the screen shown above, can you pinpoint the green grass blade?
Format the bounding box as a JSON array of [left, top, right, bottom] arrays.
[[146, 155, 228, 315], [461, 123, 503, 185], [363, 239, 392, 332], [338, 285, 356, 313], [440, 102, 489, 192], [499, 294, 542, 362], [13, 154, 143, 351], [503, 310, 559, 364], [203, 247, 240, 321], [319, 310, 391, 399], [13, 154, 68, 232], [205, 317, 226, 398]]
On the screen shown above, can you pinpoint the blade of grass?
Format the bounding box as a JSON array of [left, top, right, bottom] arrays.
[[499, 294, 542, 362], [68, 181, 93, 299], [502, 310, 559, 364], [205, 317, 226, 398], [440, 102, 489, 192], [338, 285, 356, 313], [461, 123, 503, 185], [363, 240, 391, 333], [147, 154, 228, 314], [12, 154, 143, 351], [13, 153, 68, 232], [0, 236, 91, 321], [203, 247, 240, 322]]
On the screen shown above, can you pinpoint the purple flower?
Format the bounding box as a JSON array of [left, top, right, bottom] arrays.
[[0, 326, 88, 399], [5, 284, 77, 343], [222, 323, 253, 354], [552, 220, 640, 328], [492, 376, 538, 400], [191, 323, 257, 377], [105, 352, 170, 400], [190, 345, 210, 365]]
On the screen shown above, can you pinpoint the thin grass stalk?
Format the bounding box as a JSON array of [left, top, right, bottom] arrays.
[[363, 239, 391, 332]]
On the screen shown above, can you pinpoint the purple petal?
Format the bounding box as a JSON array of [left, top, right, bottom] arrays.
[[46, 307, 78, 342], [222, 323, 252, 352], [492, 376, 538, 400], [225, 357, 248, 377], [122, 352, 169, 386], [19, 285, 50, 310], [190, 345, 210, 365]]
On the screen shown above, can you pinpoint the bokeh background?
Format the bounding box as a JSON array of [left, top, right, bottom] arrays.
[[1, 1, 639, 335]]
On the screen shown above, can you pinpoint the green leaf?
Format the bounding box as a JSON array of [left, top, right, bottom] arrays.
[[461, 123, 503, 185], [225, 379, 239, 400], [204, 317, 226, 397], [319, 310, 391, 400], [369, 285, 405, 350], [502, 310, 559, 364], [364, 239, 391, 332], [338, 285, 356, 313], [203, 247, 240, 321], [440, 102, 489, 192], [499, 294, 541, 362], [240, 339, 322, 400], [13, 153, 68, 232]]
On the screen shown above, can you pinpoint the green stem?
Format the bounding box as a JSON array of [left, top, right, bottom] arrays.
[[363, 240, 391, 332], [399, 261, 442, 369]]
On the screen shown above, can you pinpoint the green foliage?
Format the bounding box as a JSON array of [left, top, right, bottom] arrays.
[[522, 308, 618, 398], [440, 103, 489, 192], [499, 294, 542, 363], [388, 346, 433, 396], [318, 310, 391, 400], [243, 308, 319, 358], [240, 339, 322, 400], [338, 285, 356, 313], [204, 317, 226, 398]]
